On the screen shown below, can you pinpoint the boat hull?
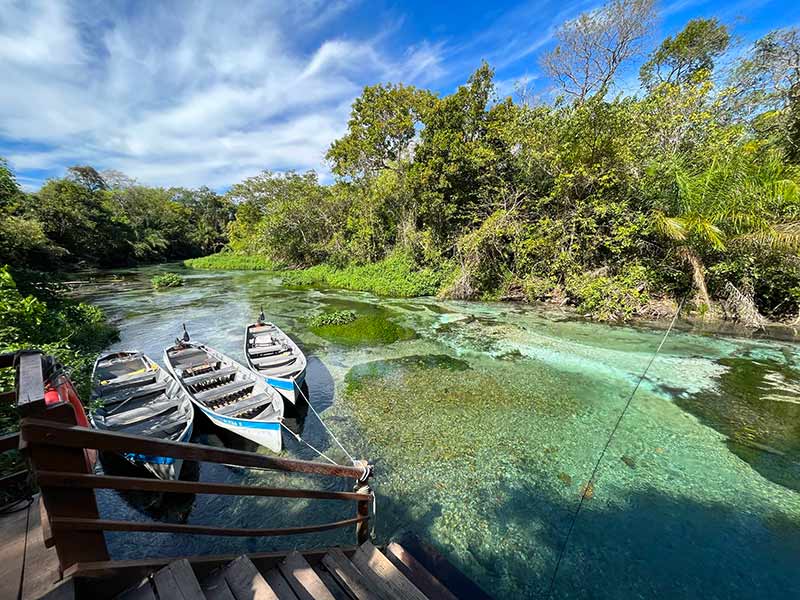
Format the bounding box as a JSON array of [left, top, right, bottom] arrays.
[[195, 403, 282, 452], [265, 368, 306, 404]]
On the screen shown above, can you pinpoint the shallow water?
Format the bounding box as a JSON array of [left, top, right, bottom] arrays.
[[78, 265, 800, 599]]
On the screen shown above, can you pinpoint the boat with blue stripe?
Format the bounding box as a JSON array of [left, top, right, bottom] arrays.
[[90, 351, 194, 480], [244, 313, 307, 404], [164, 339, 284, 453]]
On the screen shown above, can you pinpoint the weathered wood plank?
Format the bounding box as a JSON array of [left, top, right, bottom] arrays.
[[312, 565, 350, 600], [278, 552, 335, 600], [168, 559, 206, 599], [22, 418, 368, 480], [21, 496, 62, 600], [202, 570, 236, 600], [263, 570, 299, 600], [37, 471, 371, 502], [321, 548, 381, 600], [50, 515, 368, 537], [223, 555, 279, 600], [352, 543, 428, 600], [385, 542, 458, 600], [153, 565, 184, 600], [16, 352, 45, 413]]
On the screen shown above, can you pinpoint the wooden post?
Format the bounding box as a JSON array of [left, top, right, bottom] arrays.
[[16, 351, 110, 572], [353, 460, 372, 545]]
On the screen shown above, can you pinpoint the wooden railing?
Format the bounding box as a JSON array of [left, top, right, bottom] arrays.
[[10, 350, 374, 574]]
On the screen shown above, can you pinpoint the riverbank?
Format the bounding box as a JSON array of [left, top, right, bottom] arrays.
[[184, 252, 799, 332]]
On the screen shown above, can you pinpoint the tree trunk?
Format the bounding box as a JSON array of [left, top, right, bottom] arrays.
[[681, 247, 712, 312]]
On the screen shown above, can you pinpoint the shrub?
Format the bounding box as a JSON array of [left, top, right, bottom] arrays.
[[183, 253, 279, 271], [151, 273, 183, 289], [283, 252, 444, 297], [308, 310, 357, 327], [566, 265, 652, 321]]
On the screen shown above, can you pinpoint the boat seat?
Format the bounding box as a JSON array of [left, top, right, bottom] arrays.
[[257, 363, 303, 378], [183, 366, 236, 387], [169, 347, 207, 362], [117, 409, 189, 438], [216, 393, 272, 418], [250, 352, 296, 367], [251, 334, 277, 346], [98, 396, 178, 427], [100, 381, 168, 405], [247, 345, 289, 359], [180, 361, 218, 377], [249, 325, 276, 335], [196, 380, 254, 405], [99, 372, 158, 392]]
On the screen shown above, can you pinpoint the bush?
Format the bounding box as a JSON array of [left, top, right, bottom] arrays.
[[283, 252, 444, 297], [183, 253, 279, 271], [151, 273, 183, 289], [566, 265, 652, 321], [309, 310, 357, 327]]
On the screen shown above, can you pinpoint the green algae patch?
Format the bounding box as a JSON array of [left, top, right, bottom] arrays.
[[184, 253, 278, 271], [310, 312, 416, 346], [309, 310, 357, 327]]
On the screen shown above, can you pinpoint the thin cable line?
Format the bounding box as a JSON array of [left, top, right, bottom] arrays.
[[545, 294, 688, 598], [296, 381, 356, 464]]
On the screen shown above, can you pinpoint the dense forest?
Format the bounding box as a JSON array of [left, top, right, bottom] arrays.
[[3, 0, 800, 328]]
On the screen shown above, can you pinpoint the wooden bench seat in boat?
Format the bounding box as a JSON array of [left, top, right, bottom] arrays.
[[216, 393, 273, 418], [250, 352, 296, 368], [251, 362, 302, 378], [195, 380, 254, 404], [182, 366, 236, 387], [179, 361, 219, 377], [249, 324, 277, 335], [247, 344, 289, 358], [169, 347, 208, 362], [115, 409, 188, 438], [100, 372, 158, 393], [100, 381, 168, 405], [99, 396, 178, 427]]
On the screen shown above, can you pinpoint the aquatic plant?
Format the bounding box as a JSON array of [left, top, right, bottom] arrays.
[[308, 310, 357, 327], [151, 273, 184, 289], [183, 253, 278, 271]]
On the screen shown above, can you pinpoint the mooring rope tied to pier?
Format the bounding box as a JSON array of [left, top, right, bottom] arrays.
[[546, 293, 689, 598]]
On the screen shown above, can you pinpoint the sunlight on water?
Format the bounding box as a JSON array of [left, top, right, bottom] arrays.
[[79, 266, 800, 599]]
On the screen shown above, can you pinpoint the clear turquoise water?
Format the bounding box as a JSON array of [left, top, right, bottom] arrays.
[[79, 266, 800, 599]]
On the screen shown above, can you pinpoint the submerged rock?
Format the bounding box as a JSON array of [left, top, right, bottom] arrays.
[[558, 472, 572, 486], [621, 455, 636, 469]]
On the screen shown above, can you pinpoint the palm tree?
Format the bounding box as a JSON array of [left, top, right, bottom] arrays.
[[653, 150, 800, 311]]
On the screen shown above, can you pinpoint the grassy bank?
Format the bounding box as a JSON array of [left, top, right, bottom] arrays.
[[0, 266, 118, 477], [282, 253, 444, 298], [183, 253, 278, 271]]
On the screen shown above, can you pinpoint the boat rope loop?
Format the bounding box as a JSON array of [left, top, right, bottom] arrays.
[[545, 293, 689, 599], [295, 382, 357, 466]]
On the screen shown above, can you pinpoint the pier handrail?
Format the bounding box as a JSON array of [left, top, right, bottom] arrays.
[[12, 350, 374, 574]]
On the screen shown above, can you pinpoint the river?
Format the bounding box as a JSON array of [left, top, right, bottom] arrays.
[[77, 265, 800, 599]]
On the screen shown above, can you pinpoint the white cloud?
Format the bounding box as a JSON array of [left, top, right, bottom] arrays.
[[0, 0, 444, 189]]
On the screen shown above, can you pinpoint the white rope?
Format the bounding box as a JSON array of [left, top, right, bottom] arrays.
[[295, 380, 356, 465], [279, 420, 338, 466]]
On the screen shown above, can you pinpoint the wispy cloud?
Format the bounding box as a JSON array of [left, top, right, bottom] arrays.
[[0, 0, 443, 189]]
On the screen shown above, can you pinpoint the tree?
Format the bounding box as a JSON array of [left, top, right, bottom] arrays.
[[326, 83, 435, 180], [541, 0, 656, 103], [732, 28, 800, 161], [639, 18, 730, 89], [170, 187, 235, 254], [653, 150, 800, 310], [66, 165, 108, 191]]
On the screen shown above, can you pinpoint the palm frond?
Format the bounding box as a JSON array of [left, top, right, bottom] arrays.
[[652, 210, 687, 241]]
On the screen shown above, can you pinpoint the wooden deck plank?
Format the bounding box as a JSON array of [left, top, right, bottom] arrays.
[[352, 542, 428, 600], [321, 548, 382, 600], [278, 551, 336, 600], [263, 569, 299, 600], [202, 570, 236, 600], [312, 564, 350, 600], [223, 555, 279, 600], [385, 542, 458, 600], [169, 559, 206, 599], [153, 564, 185, 600]]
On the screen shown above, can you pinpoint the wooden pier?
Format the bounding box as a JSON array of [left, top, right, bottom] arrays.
[[1, 350, 491, 599]]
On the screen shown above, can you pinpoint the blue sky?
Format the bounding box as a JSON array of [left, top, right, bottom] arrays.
[[1, 0, 799, 191]]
